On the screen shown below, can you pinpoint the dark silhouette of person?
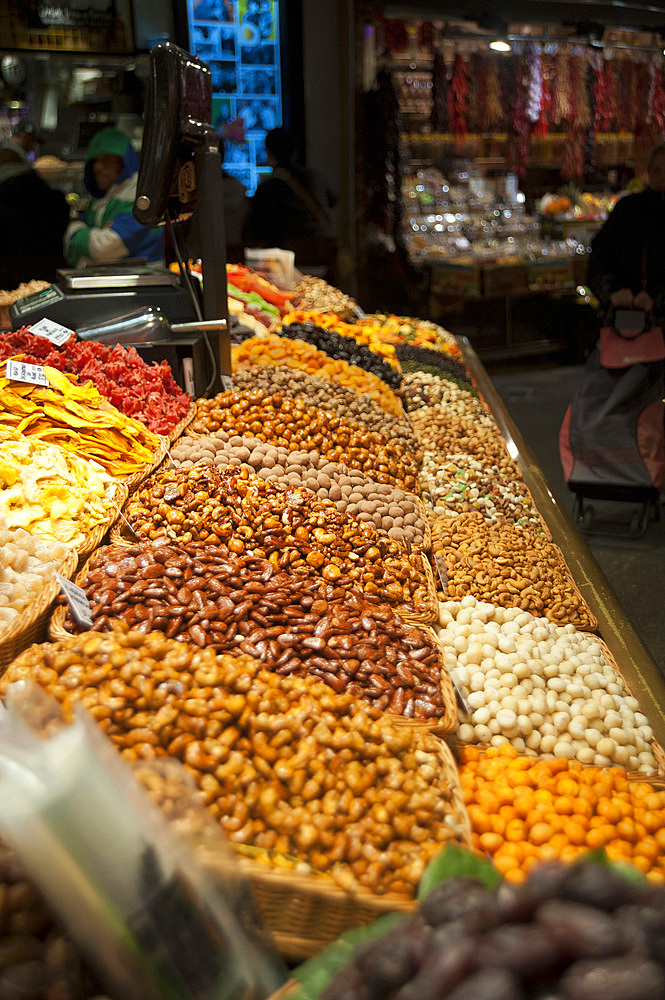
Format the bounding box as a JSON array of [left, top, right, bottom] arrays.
[[0, 122, 70, 290]]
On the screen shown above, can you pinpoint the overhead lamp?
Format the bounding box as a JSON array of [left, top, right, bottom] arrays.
[[478, 11, 511, 52]]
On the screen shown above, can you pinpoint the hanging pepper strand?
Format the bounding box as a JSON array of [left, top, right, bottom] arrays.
[[448, 54, 469, 140]]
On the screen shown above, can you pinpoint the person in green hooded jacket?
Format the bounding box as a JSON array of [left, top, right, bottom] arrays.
[[65, 127, 163, 266]]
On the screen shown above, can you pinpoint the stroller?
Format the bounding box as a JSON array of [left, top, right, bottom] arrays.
[[559, 306, 665, 538]]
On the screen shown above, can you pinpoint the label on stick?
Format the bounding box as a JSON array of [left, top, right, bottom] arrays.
[[56, 573, 93, 629], [29, 317, 75, 347], [5, 359, 49, 387]]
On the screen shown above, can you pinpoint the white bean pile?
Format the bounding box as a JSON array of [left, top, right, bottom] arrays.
[[0, 523, 68, 631], [436, 596, 657, 775]]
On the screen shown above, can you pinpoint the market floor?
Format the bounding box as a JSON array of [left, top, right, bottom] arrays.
[[486, 360, 665, 678]]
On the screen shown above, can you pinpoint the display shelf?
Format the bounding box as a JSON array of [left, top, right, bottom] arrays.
[[462, 336, 665, 748]]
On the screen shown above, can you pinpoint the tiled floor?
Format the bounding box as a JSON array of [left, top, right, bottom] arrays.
[[487, 361, 665, 677]]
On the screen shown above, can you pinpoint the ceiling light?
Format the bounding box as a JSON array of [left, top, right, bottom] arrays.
[[489, 38, 511, 51]]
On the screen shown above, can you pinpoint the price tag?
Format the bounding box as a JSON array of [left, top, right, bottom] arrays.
[[431, 553, 472, 716], [56, 573, 93, 629], [221, 374, 234, 392], [29, 317, 75, 347], [5, 359, 49, 387]]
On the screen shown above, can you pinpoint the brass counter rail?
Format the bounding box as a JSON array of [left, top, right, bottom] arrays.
[[459, 336, 665, 749]]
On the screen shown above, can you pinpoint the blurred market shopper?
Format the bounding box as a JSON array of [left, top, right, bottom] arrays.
[[587, 142, 665, 316], [65, 127, 163, 266], [0, 122, 69, 288]]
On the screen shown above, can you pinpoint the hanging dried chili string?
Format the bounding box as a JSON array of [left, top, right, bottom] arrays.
[[561, 127, 585, 182], [594, 57, 616, 132], [620, 60, 638, 133], [574, 55, 592, 130], [484, 58, 504, 129], [509, 54, 530, 176], [647, 58, 665, 130], [448, 53, 469, 140], [382, 18, 408, 55], [553, 50, 572, 124], [535, 53, 552, 135]]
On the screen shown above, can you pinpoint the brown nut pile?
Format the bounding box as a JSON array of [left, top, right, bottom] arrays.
[[290, 275, 358, 321], [3, 628, 469, 896], [189, 388, 420, 493], [0, 841, 104, 999], [410, 406, 513, 472], [401, 370, 486, 416], [432, 512, 597, 630], [122, 465, 434, 612], [231, 365, 419, 452], [65, 542, 447, 720], [421, 451, 545, 534], [172, 433, 428, 548]]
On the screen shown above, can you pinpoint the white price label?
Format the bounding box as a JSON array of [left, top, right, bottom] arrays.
[[56, 573, 93, 629], [5, 359, 49, 387], [221, 375, 234, 392], [29, 317, 75, 347]]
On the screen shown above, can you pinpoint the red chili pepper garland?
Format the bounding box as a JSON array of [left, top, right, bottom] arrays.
[[509, 56, 530, 177], [0, 330, 191, 435], [448, 54, 469, 140], [483, 59, 504, 129]]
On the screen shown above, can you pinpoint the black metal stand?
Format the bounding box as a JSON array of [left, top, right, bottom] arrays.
[[195, 133, 231, 385]]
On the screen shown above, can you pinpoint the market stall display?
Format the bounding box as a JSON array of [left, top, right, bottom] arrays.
[[320, 857, 665, 1000], [189, 389, 420, 493], [460, 745, 665, 881], [0, 626, 471, 899], [422, 451, 545, 534], [52, 540, 453, 725], [114, 465, 437, 618], [230, 365, 419, 451], [0, 361, 162, 481], [289, 276, 358, 321], [431, 512, 597, 630], [231, 334, 405, 417], [170, 433, 429, 549], [437, 596, 658, 772], [2, 257, 665, 977], [0, 330, 193, 437], [0, 436, 126, 555], [0, 521, 79, 669]]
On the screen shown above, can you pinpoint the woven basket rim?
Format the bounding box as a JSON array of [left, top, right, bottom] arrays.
[[1, 546, 78, 669], [429, 512, 598, 633], [167, 400, 198, 447], [75, 479, 129, 562]]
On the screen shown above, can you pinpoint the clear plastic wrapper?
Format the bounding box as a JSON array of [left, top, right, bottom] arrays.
[[0, 680, 287, 1000]]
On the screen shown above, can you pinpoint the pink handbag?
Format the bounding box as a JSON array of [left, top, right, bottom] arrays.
[[599, 324, 665, 368]]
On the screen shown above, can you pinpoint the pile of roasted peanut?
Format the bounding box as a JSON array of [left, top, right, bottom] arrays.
[[2, 628, 468, 897], [432, 512, 596, 630]]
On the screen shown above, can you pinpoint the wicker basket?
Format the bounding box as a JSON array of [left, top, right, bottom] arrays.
[[121, 439, 168, 495], [398, 551, 439, 626], [49, 563, 455, 733], [207, 733, 470, 961], [75, 480, 129, 566], [167, 401, 198, 446], [0, 548, 79, 673], [446, 634, 665, 777], [430, 515, 598, 633]]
